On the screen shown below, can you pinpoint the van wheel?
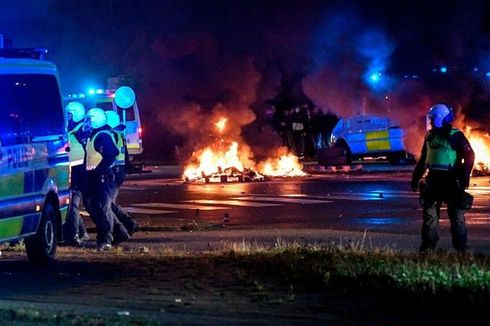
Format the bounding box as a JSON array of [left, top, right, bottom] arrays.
[[336, 141, 352, 164], [25, 203, 57, 264]]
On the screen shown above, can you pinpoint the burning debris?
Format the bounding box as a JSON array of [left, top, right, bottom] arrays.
[[183, 117, 307, 183], [464, 126, 490, 176]]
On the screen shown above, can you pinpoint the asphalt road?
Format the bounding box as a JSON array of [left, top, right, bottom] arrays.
[[108, 164, 490, 253]]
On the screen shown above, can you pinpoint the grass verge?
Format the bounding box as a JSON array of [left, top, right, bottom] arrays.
[[1, 241, 490, 323]]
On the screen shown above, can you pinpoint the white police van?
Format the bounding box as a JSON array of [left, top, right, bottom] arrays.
[[0, 46, 70, 263], [327, 114, 407, 164]]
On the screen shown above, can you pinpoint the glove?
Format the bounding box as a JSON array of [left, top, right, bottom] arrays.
[[410, 178, 419, 192]]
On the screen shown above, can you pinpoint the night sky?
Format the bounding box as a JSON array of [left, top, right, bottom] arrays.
[[1, 0, 490, 160]]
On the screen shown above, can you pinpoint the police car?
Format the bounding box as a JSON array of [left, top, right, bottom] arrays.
[[0, 46, 70, 263], [327, 114, 407, 164]]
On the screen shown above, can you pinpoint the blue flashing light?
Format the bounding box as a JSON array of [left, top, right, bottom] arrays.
[[88, 88, 96, 95], [369, 72, 381, 83], [440, 66, 447, 73], [96, 88, 104, 94], [486, 72, 490, 78]]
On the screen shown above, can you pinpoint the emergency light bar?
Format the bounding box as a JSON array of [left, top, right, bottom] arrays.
[[0, 48, 48, 60]]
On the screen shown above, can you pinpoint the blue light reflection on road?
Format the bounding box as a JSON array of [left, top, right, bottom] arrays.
[[353, 217, 408, 226]]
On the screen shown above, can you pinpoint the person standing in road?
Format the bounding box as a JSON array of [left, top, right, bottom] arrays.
[[84, 108, 130, 251], [63, 101, 90, 246], [411, 103, 475, 254], [106, 110, 140, 236], [290, 105, 306, 159]]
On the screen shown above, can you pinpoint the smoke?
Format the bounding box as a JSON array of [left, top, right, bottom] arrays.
[[302, 1, 490, 158], [3, 0, 490, 162], [146, 31, 260, 163]]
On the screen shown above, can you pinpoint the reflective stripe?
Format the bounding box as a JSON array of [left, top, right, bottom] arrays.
[[114, 131, 126, 166], [0, 173, 24, 198], [365, 130, 391, 151], [86, 130, 116, 170], [69, 159, 84, 167], [0, 216, 23, 239], [68, 122, 85, 164]]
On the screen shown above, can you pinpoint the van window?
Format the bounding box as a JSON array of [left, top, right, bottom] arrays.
[[0, 74, 64, 145], [117, 105, 135, 121], [95, 101, 114, 112]]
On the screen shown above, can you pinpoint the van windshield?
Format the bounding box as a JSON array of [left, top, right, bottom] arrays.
[[0, 74, 64, 145]]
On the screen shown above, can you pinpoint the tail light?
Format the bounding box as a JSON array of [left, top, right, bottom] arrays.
[[138, 127, 143, 139]]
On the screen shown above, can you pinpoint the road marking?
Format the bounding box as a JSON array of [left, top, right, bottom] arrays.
[[285, 193, 391, 201], [248, 191, 418, 201], [81, 207, 176, 216], [120, 186, 148, 191], [131, 203, 227, 211], [231, 196, 333, 204], [124, 207, 177, 215], [184, 199, 281, 207]]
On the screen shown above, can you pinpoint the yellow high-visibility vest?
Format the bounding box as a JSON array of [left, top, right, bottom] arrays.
[[85, 130, 116, 171], [425, 129, 459, 171], [68, 123, 84, 166]]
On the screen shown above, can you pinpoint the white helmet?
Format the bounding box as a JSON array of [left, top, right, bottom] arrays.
[[65, 101, 86, 123], [105, 110, 121, 129], [86, 108, 107, 129], [427, 103, 454, 129]]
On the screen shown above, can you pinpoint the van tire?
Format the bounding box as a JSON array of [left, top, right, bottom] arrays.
[[25, 203, 57, 264], [335, 141, 352, 164]]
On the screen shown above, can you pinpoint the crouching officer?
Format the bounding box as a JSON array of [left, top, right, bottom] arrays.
[[106, 110, 140, 235], [63, 101, 90, 246], [84, 108, 129, 251], [411, 103, 475, 253]]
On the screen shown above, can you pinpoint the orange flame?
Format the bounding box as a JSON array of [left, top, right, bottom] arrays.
[[258, 152, 307, 177], [215, 117, 228, 133], [183, 141, 245, 181], [464, 126, 490, 172], [183, 117, 306, 181]]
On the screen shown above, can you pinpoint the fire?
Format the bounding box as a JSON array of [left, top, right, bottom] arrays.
[[183, 142, 244, 181], [183, 116, 307, 182], [258, 152, 307, 177], [464, 126, 490, 174], [215, 117, 228, 133]]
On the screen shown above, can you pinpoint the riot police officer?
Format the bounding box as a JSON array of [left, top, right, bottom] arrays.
[[63, 101, 90, 246], [106, 110, 139, 235], [411, 104, 475, 253], [84, 108, 130, 251]]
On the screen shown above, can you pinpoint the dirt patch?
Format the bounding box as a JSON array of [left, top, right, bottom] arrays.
[[0, 246, 488, 324]]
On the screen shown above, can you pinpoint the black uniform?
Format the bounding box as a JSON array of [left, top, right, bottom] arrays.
[[84, 126, 129, 247], [411, 125, 474, 252]]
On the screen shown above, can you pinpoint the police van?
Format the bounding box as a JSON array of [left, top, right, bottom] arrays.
[[0, 47, 70, 263], [64, 86, 143, 158], [326, 114, 407, 164]]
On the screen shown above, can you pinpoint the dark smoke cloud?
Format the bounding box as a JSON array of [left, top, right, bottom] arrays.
[[303, 0, 490, 155], [149, 31, 259, 160], [2, 0, 490, 160]]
